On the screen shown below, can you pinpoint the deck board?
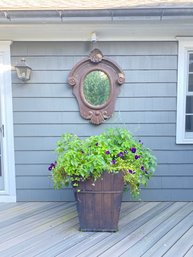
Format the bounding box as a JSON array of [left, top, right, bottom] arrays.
[[142, 203, 193, 257], [184, 246, 193, 257], [75, 202, 168, 257], [163, 222, 193, 257], [0, 202, 192, 257], [121, 202, 193, 257]]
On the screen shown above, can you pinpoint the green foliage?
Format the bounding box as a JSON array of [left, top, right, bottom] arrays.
[[83, 71, 110, 106], [50, 128, 157, 198]]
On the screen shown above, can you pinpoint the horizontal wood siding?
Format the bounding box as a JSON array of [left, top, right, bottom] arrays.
[[11, 41, 193, 201]]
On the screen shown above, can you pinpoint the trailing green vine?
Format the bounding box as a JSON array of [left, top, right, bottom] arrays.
[[49, 128, 157, 198]]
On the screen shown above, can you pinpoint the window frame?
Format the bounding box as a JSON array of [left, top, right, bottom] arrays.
[[176, 38, 193, 144]]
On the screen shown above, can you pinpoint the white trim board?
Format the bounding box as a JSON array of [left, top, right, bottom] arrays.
[[1, 23, 193, 42], [176, 38, 193, 144], [0, 41, 16, 202]]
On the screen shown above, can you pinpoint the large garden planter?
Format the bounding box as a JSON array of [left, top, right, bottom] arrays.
[[74, 172, 124, 232]]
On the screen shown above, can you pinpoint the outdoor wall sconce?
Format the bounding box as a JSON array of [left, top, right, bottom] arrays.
[[15, 58, 32, 81], [68, 48, 125, 125]]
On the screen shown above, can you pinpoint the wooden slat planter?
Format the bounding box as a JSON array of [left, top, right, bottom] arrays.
[[74, 172, 124, 232]]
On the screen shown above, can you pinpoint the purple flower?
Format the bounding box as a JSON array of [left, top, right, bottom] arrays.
[[117, 152, 124, 158], [95, 142, 98, 146], [105, 150, 110, 155], [48, 161, 56, 171], [135, 155, 140, 160], [111, 160, 116, 165], [141, 166, 145, 170], [128, 169, 133, 174], [117, 152, 125, 160], [130, 147, 136, 153]]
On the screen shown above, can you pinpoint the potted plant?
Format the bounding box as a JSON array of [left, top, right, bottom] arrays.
[[49, 128, 157, 232]]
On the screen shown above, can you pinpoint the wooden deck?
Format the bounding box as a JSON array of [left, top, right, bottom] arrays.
[[0, 202, 193, 257]]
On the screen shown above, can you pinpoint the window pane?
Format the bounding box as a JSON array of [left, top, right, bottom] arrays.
[[186, 96, 193, 113], [186, 115, 193, 132], [189, 53, 193, 72], [188, 74, 193, 91]]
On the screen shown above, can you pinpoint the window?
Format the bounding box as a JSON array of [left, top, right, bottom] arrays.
[[176, 39, 193, 144]]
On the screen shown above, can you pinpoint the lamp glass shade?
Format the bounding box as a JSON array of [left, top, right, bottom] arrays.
[[15, 59, 32, 81]]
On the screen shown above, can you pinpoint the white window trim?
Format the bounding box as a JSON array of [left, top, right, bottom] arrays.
[[0, 41, 16, 202], [176, 38, 193, 144]]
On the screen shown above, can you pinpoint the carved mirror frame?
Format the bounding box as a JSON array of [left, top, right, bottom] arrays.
[[68, 48, 125, 125]]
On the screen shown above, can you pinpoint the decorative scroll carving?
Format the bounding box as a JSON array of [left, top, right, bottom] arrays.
[[89, 49, 103, 63], [67, 48, 125, 125], [86, 110, 110, 125]]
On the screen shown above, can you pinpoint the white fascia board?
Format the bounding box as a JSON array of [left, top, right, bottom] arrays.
[[0, 23, 193, 41]]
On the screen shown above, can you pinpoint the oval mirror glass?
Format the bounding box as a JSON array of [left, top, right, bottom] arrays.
[[83, 71, 110, 106]]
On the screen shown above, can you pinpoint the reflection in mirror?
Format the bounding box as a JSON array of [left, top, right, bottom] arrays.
[[83, 71, 110, 106]]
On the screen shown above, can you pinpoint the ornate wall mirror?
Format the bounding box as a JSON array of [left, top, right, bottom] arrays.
[[68, 48, 125, 125]]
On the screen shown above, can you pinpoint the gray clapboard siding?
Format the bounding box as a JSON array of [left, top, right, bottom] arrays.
[[14, 138, 59, 151], [13, 111, 176, 124], [123, 189, 193, 201], [15, 165, 50, 176], [14, 124, 176, 137], [15, 151, 56, 164], [16, 189, 75, 201], [147, 176, 193, 189], [12, 70, 177, 83], [16, 176, 54, 189], [157, 151, 193, 164], [13, 97, 176, 111], [15, 136, 193, 151], [12, 56, 84, 71], [12, 83, 177, 98], [114, 98, 176, 111], [155, 164, 193, 176], [11, 55, 178, 70], [12, 84, 73, 98], [120, 83, 177, 97], [11, 41, 193, 201], [11, 41, 178, 56]]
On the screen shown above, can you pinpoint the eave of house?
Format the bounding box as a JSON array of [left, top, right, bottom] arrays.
[[0, 9, 193, 41]]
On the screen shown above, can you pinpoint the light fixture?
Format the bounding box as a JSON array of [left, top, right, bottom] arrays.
[[91, 32, 97, 43], [15, 58, 32, 81]]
